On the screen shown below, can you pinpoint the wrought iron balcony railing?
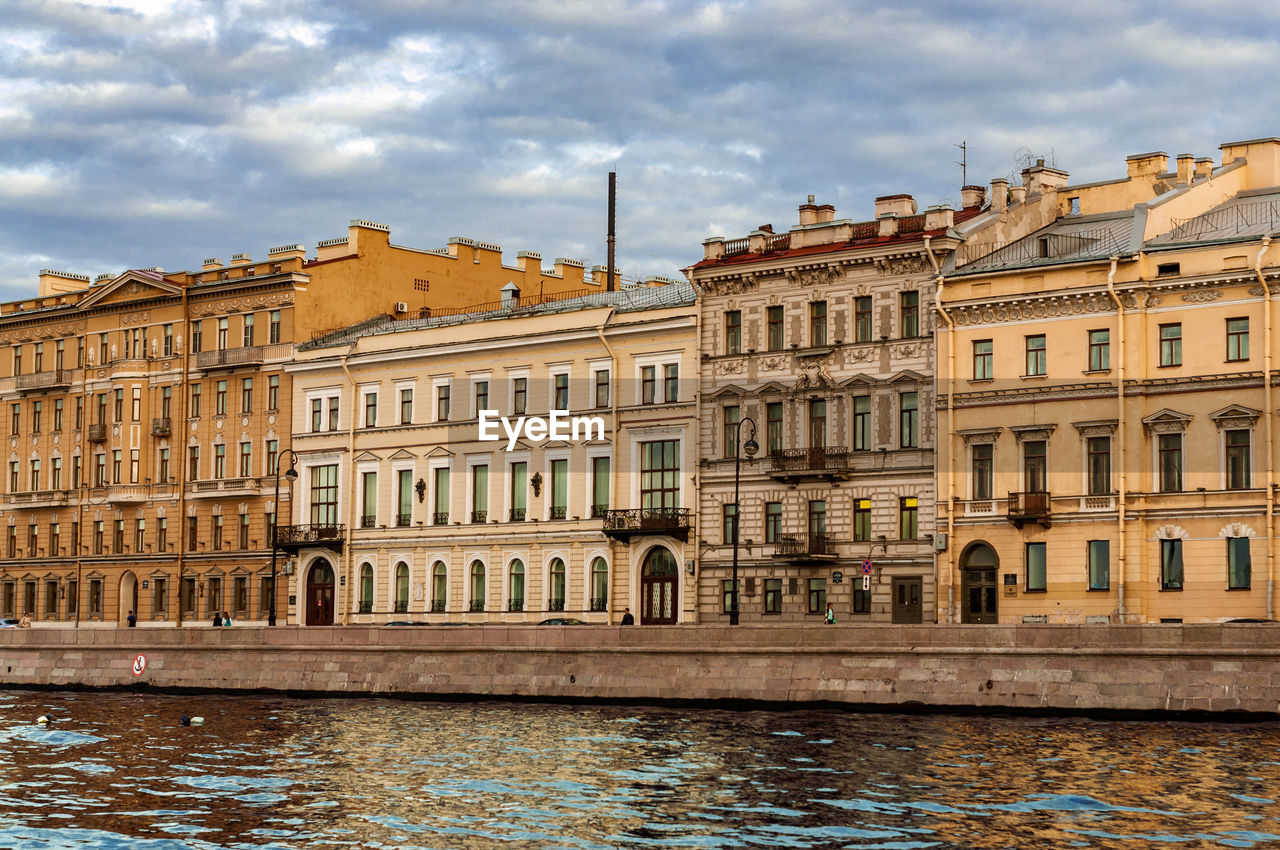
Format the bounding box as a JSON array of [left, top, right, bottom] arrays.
[[393, 600, 408, 613], [1007, 491, 1051, 528], [774, 532, 836, 559], [509, 507, 526, 522], [469, 599, 485, 612], [602, 507, 692, 541], [430, 599, 446, 613], [590, 596, 607, 612], [549, 505, 567, 520], [433, 511, 449, 525], [768, 446, 850, 476], [273, 524, 346, 549], [508, 599, 524, 612], [548, 597, 565, 612], [395, 512, 411, 527]]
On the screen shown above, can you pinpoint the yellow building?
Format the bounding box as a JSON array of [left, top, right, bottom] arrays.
[[0, 220, 599, 626], [937, 138, 1280, 624], [284, 281, 699, 626]]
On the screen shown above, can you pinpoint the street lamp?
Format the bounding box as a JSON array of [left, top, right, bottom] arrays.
[[729, 416, 759, 625], [268, 449, 300, 626]]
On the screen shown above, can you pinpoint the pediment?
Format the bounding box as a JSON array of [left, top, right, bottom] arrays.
[[425, 447, 454, 458], [1209, 404, 1261, 423], [753, 380, 790, 395], [840, 372, 881, 388], [84, 570, 106, 579], [354, 451, 381, 463], [77, 271, 182, 310], [886, 369, 927, 384], [149, 569, 170, 578], [708, 383, 749, 399], [389, 449, 417, 461], [543, 440, 571, 449], [1142, 409, 1193, 434], [202, 566, 225, 577]]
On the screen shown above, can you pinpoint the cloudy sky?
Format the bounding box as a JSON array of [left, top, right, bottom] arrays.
[[1, 0, 1277, 299]]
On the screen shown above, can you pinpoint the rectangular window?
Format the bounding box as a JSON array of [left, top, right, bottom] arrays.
[[437, 383, 451, 420], [1024, 440, 1047, 492], [722, 503, 738, 545], [157, 517, 167, 551], [764, 578, 782, 614], [269, 310, 281, 344], [211, 515, 223, 550], [327, 396, 339, 431], [189, 384, 201, 418], [639, 440, 680, 511], [900, 291, 919, 337], [1160, 323, 1182, 367], [31, 401, 41, 434], [268, 375, 280, 410], [135, 519, 146, 553], [899, 392, 918, 448], [512, 377, 527, 415], [309, 464, 339, 526], [807, 578, 826, 614], [213, 444, 226, 479], [899, 496, 918, 540], [266, 440, 278, 475], [808, 399, 826, 449], [113, 388, 123, 421], [190, 322, 202, 354], [242, 313, 255, 347], [1025, 334, 1046, 376], [400, 388, 413, 424], [1226, 429, 1251, 489], [550, 458, 568, 519], [553, 373, 569, 410], [725, 310, 742, 354], [723, 405, 740, 458], [766, 402, 783, 453], [397, 469, 413, 526], [129, 448, 138, 483], [767, 305, 784, 350], [364, 392, 378, 427], [972, 444, 993, 500], [1089, 329, 1110, 371], [721, 579, 740, 614], [93, 521, 104, 555], [111, 449, 121, 483], [433, 466, 450, 524], [641, 366, 656, 405], [187, 446, 199, 480], [113, 519, 124, 553], [238, 514, 249, 549], [511, 461, 528, 521], [808, 500, 826, 536], [765, 501, 782, 543], [163, 324, 173, 356], [217, 317, 228, 350], [50, 523, 59, 556], [33, 343, 42, 372], [1229, 537, 1252, 590], [809, 301, 827, 346], [215, 380, 227, 415], [51, 457, 61, 490], [29, 459, 39, 491], [1026, 542, 1047, 592], [1087, 436, 1111, 495], [1158, 433, 1182, 492], [663, 364, 679, 402], [240, 378, 253, 413], [854, 498, 871, 542], [1227, 318, 1250, 362], [361, 471, 377, 527], [471, 464, 488, 523], [593, 370, 609, 409], [591, 457, 609, 517], [854, 296, 873, 342], [55, 339, 64, 369], [160, 387, 170, 420], [9, 403, 18, 436], [238, 442, 251, 477], [853, 396, 871, 451], [158, 448, 169, 483], [1161, 539, 1183, 590], [475, 380, 489, 415], [973, 340, 993, 380]]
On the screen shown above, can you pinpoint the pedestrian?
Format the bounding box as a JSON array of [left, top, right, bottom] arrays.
[[18, 613, 31, 629], [222, 611, 232, 627], [620, 607, 634, 625], [211, 611, 223, 627], [126, 610, 137, 628], [825, 603, 835, 625]]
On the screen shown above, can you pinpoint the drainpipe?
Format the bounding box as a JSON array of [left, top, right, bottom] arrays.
[[1255, 236, 1276, 619], [339, 342, 359, 626], [1105, 257, 1127, 623], [595, 308, 618, 624], [925, 236, 956, 623]]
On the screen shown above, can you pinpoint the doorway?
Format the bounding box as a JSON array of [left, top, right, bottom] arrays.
[[960, 542, 999, 624], [891, 576, 923, 624], [119, 571, 138, 624], [306, 559, 335, 626], [640, 547, 678, 625]]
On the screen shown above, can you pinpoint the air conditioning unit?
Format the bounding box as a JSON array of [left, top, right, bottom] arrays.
[[395, 302, 409, 313], [934, 532, 948, 552]]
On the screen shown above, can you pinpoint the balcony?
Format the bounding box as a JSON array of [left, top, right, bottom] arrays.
[[196, 346, 264, 371], [509, 507, 526, 522], [104, 484, 149, 505], [393, 600, 408, 614], [471, 510, 487, 524], [469, 600, 485, 612], [549, 505, 567, 520], [360, 514, 375, 529], [430, 599, 446, 613], [773, 533, 838, 562], [508, 599, 524, 612], [433, 511, 449, 525], [16, 369, 74, 392], [395, 512, 411, 527], [187, 478, 262, 498], [1008, 491, 1052, 529], [273, 523, 345, 553], [151, 417, 171, 437], [548, 597, 565, 612], [5, 490, 68, 509], [589, 596, 607, 612], [602, 507, 692, 542], [590, 503, 608, 519], [768, 446, 851, 482], [87, 424, 108, 443]]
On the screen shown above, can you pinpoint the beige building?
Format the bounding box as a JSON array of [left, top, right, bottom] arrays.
[[0, 220, 598, 626], [937, 137, 1280, 624], [283, 281, 699, 626], [687, 191, 987, 622]]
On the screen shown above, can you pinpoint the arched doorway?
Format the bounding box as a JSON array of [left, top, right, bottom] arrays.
[[306, 559, 335, 626], [960, 542, 999, 624], [119, 571, 138, 625], [640, 547, 678, 625]]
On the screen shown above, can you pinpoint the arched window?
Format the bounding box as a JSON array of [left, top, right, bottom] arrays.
[[509, 560, 525, 611], [394, 562, 409, 613], [589, 557, 608, 611], [358, 563, 373, 613], [548, 558, 566, 611], [431, 561, 447, 613], [470, 560, 486, 612]]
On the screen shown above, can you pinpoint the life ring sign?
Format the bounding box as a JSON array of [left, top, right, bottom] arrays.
[[131, 654, 147, 677]]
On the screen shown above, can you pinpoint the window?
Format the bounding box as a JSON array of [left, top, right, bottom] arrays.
[[508, 560, 525, 611], [111, 449, 121, 483], [96, 393, 106, 425], [328, 396, 338, 430], [767, 305, 784, 350], [722, 503, 738, 545], [550, 458, 568, 519], [268, 375, 280, 410], [113, 519, 125, 553], [266, 440, 278, 475], [1025, 334, 1046, 376], [94, 453, 105, 487], [766, 402, 783, 453], [1157, 262, 1181, 277], [1160, 323, 1182, 366], [189, 384, 201, 418], [361, 472, 377, 527], [808, 500, 826, 537], [55, 339, 64, 369], [590, 557, 608, 611], [238, 514, 249, 549], [471, 464, 488, 523], [1088, 329, 1110, 371], [900, 291, 919, 337], [11, 346, 20, 376], [512, 377, 527, 415], [9, 461, 18, 491], [364, 392, 377, 427], [854, 296, 873, 342], [475, 380, 489, 416], [973, 340, 992, 380], [809, 399, 826, 448], [854, 498, 871, 542], [359, 564, 374, 614], [9, 403, 18, 436], [433, 467, 449, 524], [217, 317, 228, 350], [157, 517, 167, 552], [309, 464, 339, 526], [1087, 436, 1111, 495], [49, 523, 59, 556], [158, 448, 169, 483], [1087, 540, 1110, 590], [548, 558, 566, 611], [807, 578, 826, 614], [234, 575, 248, 618], [269, 310, 281, 344], [764, 502, 782, 543], [187, 446, 199, 481], [853, 396, 871, 451], [853, 581, 871, 615], [764, 578, 782, 614], [389, 562, 409, 613], [469, 561, 486, 611], [163, 324, 173, 356], [1026, 542, 1047, 592], [160, 387, 170, 420], [725, 310, 742, 354], [1228, 537, 1251, 590], [721, 579, 740, 614], [28, 459, 39, 490], [31, 401, 41, 434], [511, 461, 528, 521], [238, 442, 251, 477], [663, 364, 679, 402], [593, 370, 609, 409], [313, 399, 326, 432], [590, 457, 609, 517], [51, 457, 61, 490], [397, 469, 412, 526], [152, 578, 168, 619], [899, 496, 918, 540], [899, 392, 918, 448], [113, 388, 123, 422], [1226, 429, 1251, 489], [639, 440, 680, 512], [1024, 440, 1047, 492], [437, 383, 451, 420], [240, 378, 253, 413], [1227, 318, 1250, 362], [553, 373, 569, 409], [400, 388, 413, 424], [215, 380, 227, 415], [1161, 539, 1183, 590], [1158, 433, 1182, 492], [242, 313, 255, 347], [641, 366, 656, 405], [972, 444, 993, 500], [809, 301, 827, 346], [213, 444, 225, 479], [190, 322, 202, 354], [723, 405, 740, 458]]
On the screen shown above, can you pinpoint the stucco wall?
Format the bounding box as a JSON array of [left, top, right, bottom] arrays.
[[3, 624, 1279, 715]]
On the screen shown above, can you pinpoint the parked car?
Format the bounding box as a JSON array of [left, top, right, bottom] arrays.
[[0, 618, 19, 628], [537, 617, 588, 625]]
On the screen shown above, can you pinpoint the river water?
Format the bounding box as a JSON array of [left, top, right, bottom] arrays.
[[2, 691, 1280, 848]]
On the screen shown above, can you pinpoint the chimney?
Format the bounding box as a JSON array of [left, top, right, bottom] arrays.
[[202, 258, 223, 270], [1125, 151, 1169, 179], [960, 185, 986, 209], [702, 238, 726, 262], [1175, 154, 1194, 184], [229, 253, 251, 267], [798, 194, 819, 225], [517, 250, 542, 272], [1195, 157, 1214, 180], [990, 178, 1009, 212], [1022, 160, 1070, 195], [267, 243, 305, 262], [37, 269, 90, 297], [924, 204, 954, 231], [349, 219, 391, 255], [1009, 184, 1026, 206], [874, 194, 917, 218]]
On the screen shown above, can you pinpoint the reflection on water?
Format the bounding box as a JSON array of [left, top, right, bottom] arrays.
[[1, 691, 1279, 848]]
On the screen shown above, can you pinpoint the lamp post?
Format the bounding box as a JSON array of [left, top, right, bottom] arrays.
[[729, 416, 759, 625], [268, 449, 299, 627]]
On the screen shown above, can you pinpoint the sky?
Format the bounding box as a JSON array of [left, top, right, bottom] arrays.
[[2, 0, 1278, 300]]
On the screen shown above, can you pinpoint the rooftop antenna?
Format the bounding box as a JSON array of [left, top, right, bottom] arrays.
[[607, 171, 617, 293], [954, 141, 967, 186]]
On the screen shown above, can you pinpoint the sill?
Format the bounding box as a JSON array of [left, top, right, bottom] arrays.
[[1226, 358, 1249, 364], [1087, 587, 1110, 592], [1159, 586, 1184, 592], [1020, 374, 1048, 381], [1082, 369, 1111, 375], [1227, 586, 1252, 591], [968, 378, 994, 385], [1023, 588, 1047, 594], [1157, 363, 1181, 369]]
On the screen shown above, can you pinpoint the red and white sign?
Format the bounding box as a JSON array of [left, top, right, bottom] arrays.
[[131, 654, 147, 677], [861, 559, 873, 576]]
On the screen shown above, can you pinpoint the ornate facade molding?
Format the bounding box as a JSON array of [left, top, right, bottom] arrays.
[[1142, 409, 1193, 434], [1180, 289, 1222, 303], [1010, 424, 1056, 442], [1072, 419, 1118, 438], [1219, 522, 1257, 539], [958, 427, 1002, 446], [1154, 524, 1189, 540], [875, 255, 930, 276]]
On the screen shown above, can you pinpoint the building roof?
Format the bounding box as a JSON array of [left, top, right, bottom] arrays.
[[1146, 188, 1280, 249], [952, 212, 1135, 274]]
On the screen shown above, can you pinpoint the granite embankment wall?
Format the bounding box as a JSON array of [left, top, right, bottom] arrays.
[[3, 624, 1279, 715]]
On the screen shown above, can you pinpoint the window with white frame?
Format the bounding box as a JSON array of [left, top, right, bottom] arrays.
[[634, 354, 682, 405]]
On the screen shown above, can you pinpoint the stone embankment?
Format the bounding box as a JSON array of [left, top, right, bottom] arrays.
[[2, 623, 1278, 716]]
